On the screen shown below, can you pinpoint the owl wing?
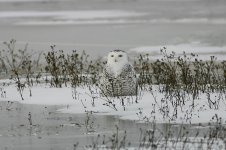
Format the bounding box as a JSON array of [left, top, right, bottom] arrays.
[[100, 63, 138, 97], [118, 63, 138, 96], [119, 63, 136, 78], [100, 64, 114, 86], [99, 65, 114, 96], [102, 64, 114, 78]]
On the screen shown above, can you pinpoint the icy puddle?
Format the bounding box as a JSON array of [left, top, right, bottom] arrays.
[[0, 101, 223, 150]]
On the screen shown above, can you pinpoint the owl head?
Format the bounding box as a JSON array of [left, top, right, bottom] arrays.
[[107, 49, 128, 65]]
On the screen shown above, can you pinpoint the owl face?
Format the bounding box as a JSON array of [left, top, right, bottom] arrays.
[[107, 50, 128, 64]]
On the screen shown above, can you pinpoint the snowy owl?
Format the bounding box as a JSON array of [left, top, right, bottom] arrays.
[[100, 50, 137, 97]]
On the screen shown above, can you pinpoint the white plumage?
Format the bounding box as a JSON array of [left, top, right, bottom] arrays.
[[100, 50, 137, 97]]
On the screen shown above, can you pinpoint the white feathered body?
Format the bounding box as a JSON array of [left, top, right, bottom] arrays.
[[100, 50, 137, 97]]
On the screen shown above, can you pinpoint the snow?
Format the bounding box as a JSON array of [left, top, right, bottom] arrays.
[[1, 80, 226, 124], [146, 18, 226, 25], [14, 18, 226, 26], [0, 11, 145, 19], [15, 19, 142, 26], [85, 137, 225, 150], [129, 44, 226, 61], [0, 10, 146, 26]]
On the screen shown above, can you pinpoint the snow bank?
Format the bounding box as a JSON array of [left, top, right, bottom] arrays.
[[0, 10, 145, 19], [129, 44, 226, 61], [16, 19, 138, 26], [86, 137, 225, 150], [146, 18, 226, 25], [15, 18, 226, 26], [0, 10, 146, 26], [1, 81, 226, 124]]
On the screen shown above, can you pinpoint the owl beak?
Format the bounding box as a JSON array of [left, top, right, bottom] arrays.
[[114, 59, 118, 62]]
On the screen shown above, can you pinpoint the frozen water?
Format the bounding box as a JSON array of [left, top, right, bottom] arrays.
[[0, 0, 226, 58]]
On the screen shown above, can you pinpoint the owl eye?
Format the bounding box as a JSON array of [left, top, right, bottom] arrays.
[[118, 55, 123, 57], [111, 55, 114, 57]]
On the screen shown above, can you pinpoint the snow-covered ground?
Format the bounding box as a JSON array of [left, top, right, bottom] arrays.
[[12, 18, 226, 26], [86, 137, 225, 150], [0, 10, 146, 26], [129, 44, 226, 61], [0, 11, 145, 19], [1, 80, 226, 124]]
